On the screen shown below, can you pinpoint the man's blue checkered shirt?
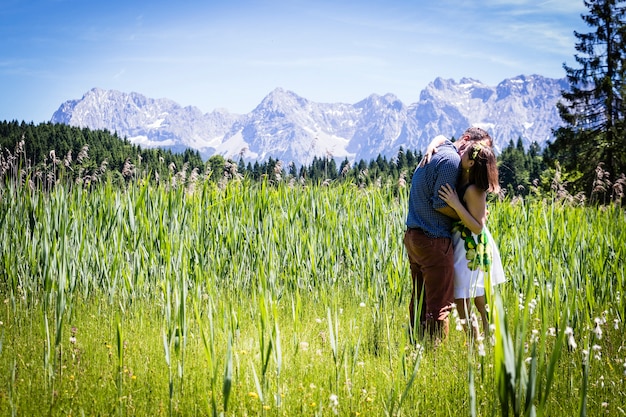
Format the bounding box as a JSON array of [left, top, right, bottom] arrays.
[[405, 141, 460, 238]]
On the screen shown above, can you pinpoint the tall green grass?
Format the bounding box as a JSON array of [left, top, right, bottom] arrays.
[[0, 177, 624, 416]]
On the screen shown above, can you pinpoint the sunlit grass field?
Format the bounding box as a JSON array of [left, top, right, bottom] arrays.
[[1, 179, 624, 416]]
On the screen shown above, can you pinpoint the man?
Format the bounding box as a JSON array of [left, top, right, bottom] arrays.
[[404, 127, 492, 341]]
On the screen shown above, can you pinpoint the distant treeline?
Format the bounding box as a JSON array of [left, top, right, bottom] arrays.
[[0, 120, 622, 204]]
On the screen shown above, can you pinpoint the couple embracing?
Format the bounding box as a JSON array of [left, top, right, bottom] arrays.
[[404, 127, 505, 342]]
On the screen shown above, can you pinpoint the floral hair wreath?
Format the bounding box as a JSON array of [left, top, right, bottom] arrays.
[[471, 143, 483, 160]]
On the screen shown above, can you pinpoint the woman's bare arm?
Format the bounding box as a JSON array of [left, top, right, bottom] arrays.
[[420, 134, 448, 166], [438, 184, 486, 235]]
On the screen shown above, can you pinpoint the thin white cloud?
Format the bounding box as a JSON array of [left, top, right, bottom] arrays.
[[248, 54, 387, 69]]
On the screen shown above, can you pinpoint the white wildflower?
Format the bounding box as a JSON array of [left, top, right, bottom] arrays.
[[456, 318, 465, 332], [592, 344, 602, 361], [299, 341, 309, 351], [600, 311, 608, 324], [489, 324, 496, 346], [470, 313, 480, 336], [582, 349, 589, 365], [528, 298, 537, 314], [593, 317, 603, 339], [359, 302, 366, 308], [547, 327, 556, 337], [329, 393, 339, 415], [614, 319, 620, 330], [477, 340, 486, 357], [530, 329, 539, 343], [565, 327, 577, 350]]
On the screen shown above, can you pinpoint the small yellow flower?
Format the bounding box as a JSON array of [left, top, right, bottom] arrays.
[[263, 405, 270, 410], [69, 375, 75, 381], [365, 397, 374, 403], [310, 402, 316, 407], [248, 392, 259, 399], [131, 375, 137, 380]]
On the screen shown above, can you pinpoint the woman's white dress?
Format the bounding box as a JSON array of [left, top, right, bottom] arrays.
[[451, 222, 506, 299]]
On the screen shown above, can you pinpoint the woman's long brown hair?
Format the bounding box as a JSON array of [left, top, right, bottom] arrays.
[[468, 143, 500, 193]]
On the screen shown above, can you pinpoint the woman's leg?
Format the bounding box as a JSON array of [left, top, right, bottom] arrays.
[[473, 295, 489, 336], [455, 298, 470, 330]]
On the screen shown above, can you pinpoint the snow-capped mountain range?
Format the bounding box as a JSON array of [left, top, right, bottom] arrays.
[[51, 74, 568, 166]]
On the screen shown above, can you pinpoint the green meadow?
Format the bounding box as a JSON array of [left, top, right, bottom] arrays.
[[1, 179, 624, 416]]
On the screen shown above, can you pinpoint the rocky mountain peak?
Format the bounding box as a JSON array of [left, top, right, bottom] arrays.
[[51, 75, 567, 166]]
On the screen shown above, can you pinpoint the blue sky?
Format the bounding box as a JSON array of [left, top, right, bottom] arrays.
[[1, 0, 588, 123]]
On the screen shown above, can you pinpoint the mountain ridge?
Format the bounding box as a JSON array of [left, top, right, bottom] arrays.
[[51, 74, 568, 166]]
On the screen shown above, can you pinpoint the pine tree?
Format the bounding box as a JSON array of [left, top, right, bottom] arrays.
[[551, 0, 626, 194], [499, 138, 530, 195]]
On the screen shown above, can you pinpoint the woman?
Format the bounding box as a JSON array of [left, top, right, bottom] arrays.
[[438, 142, 505, 337]]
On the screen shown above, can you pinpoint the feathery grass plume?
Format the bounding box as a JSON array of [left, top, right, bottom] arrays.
[[340, 160, 351, 177], [0, 151, 8, 179], [172, 162, 188, 189], [186, 167, 199, 193], [273, 160, 283, 182], [77, 145, 89, 164], [612, 173, 625, 203], [550, 161, 580, 204], [91, 159, 108, 183], [591, 163, 613, 204], [121, 158, 134, 181], [63, 150, 72, 170], [398, 171, 406, 188]]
